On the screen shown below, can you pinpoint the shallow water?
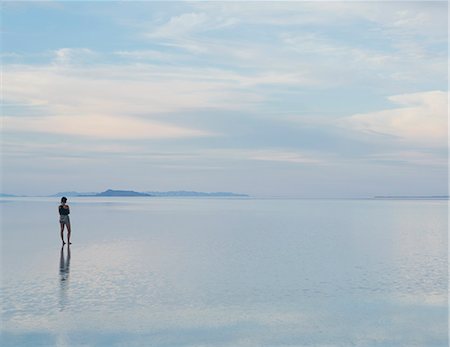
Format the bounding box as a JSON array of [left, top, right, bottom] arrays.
[[1, 197, 447, 346]]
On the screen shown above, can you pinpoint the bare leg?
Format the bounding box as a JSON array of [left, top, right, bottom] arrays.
[[60, 223, 66, 244], [67, 223, 72, 244]]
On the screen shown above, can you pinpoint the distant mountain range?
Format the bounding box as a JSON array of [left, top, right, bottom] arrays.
[[48, 189, 248, 197], [2, 191, 447, 199]]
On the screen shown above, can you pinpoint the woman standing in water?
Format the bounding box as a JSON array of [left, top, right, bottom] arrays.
[[59, 197, 71, 245]]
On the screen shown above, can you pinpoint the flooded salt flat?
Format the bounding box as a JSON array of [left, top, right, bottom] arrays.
[[1, 197, 447, 346]]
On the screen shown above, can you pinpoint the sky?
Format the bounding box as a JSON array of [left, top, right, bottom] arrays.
[[1, 1, 448, 197]]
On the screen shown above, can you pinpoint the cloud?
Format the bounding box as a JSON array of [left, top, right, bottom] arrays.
[[339, 91, 448, 147], [53, 48, 97, 65], [143, 11, 239, 55], [3, 113, 211, 139], [3, 63, 268, 116], [147, 12, 209, 39], [138, 2, 446, 88], [113, 50, 183, 62], [365, 150, 447, 167], [2, 61, 273, 139], [190, 1, 447, 38], [239, 149, 325, 164], [199, 148, 329, 165], [3, 140, 329, 166], [146, 11, 237, 40]]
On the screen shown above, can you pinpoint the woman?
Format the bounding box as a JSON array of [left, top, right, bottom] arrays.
[[59, 197, 72, 245]]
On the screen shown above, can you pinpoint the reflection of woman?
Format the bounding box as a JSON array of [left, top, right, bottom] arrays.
[[59, 245, 71, 311], [59, 245, 71, 280], [59, 197, 72, 245]]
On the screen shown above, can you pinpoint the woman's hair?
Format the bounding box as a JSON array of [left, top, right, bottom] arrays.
[[61, 196, 67, 203]]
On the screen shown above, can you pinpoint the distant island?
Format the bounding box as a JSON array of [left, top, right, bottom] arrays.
[[373, 195, 449, 200], [82, 189, 152, 197], [145, 191, 248, 197], [48, 189, 248, 197]]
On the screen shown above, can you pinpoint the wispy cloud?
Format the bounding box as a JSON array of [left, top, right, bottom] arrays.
[[364, 150, 447, 167], [2, 139, 330, 166], [146, 11, 237, 41], [139, 2, 446, 89], [53, 47, 98, 65], [3, 113, 212, 139], [2, 61, 268, 139], [340, 91, 448, 147], [113, 49, 184, 62], [4, 63, 262, 114], [199, 148, 330, 165], [2, 1, 447, 196]]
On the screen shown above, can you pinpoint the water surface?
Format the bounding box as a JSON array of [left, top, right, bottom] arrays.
[[1, 197, 447, 346]]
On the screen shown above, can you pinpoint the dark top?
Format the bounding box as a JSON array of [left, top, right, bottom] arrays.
[[59, 205, 70, 216]]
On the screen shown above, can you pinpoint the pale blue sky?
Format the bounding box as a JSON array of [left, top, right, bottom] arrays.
[[2, 1, 448, 197]]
